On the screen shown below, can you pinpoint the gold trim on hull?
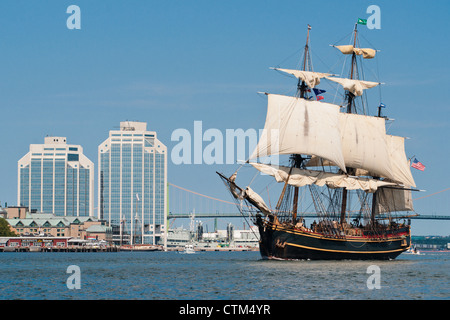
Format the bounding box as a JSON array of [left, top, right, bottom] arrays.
[[286, 242, 410, 254], [270, 224, 410, 243]]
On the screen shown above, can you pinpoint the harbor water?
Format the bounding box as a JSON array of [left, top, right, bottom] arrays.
[[0, 251, 448, 300]]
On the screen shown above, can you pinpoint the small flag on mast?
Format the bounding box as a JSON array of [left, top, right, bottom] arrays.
[[136, 193, 140, 201], [379, 103, 386, 108], [313, 88, 326, 101], [411, 158, 425, 171], [357, 18, 367, 25]]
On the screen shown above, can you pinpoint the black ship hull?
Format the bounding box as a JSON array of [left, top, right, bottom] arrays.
[[256, 217, 411, 260]]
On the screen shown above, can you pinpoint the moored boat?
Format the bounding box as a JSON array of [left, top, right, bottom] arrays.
[[120, 244, 162, 251], [183, 244, 196, 254]]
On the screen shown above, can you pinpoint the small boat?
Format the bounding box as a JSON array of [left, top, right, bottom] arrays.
[[406, 245, 421, 255], [183, 244, 196, 254], [29, 246, 42, 252], [120, 244, 161, 251]]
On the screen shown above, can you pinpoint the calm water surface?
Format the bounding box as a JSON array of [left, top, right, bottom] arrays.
[[0, 251, 448, 300]]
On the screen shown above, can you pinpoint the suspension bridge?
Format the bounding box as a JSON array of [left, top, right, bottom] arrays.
[[168, 183, 450, 220]]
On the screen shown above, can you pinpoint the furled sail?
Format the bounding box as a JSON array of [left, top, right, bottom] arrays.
[[306, 157, 380, 177], [223, 172, 271, 214], [305, 156, 373, 177], [249, 94, 347, 172], [305, 155, 334, 168], [250, 162, 396, 193], [244, 187, 271, 214], [272, 68, 331, 89], [325, 76, 379, 96], [376, 187, 414, 213], [333, 45, 377, 59], [226, 172, 244, 200]]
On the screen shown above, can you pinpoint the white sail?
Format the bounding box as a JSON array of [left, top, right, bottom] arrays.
[[244, 187, 271, 214], [386, 135, 416, 187], [250, 162, 396, 193], [339, 113, 394, 180], [272, 68, 331, 89], [334, 45, 377, 59], [377, 187, 414, 213], [249, 94, 347, 172], [303, 115, 408, 185], [326, 76, 379, 96]]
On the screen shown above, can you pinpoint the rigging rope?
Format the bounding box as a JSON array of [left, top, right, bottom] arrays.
[[169, 183, 237, 206], [169, 183, 450, 215], [413, 187, 450, 201]]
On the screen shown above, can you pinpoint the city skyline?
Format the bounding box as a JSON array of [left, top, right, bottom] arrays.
[[0, 1, 449, 235]]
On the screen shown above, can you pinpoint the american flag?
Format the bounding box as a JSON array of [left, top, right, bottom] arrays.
[[411, 158, 425, 171]]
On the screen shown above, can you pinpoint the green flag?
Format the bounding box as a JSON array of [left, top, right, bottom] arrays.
[[357, 18, 367, 25]]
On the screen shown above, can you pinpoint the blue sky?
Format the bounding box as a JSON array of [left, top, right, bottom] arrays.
[[0, 0, 449, 235]]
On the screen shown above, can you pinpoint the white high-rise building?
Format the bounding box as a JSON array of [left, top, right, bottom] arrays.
[[18, 137, 94, 216], [98, 121, 167, 245]]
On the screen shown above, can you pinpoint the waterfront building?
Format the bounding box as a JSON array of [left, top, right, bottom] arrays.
[[98, 121, 167, 245], [18, 137, 94, 217], [2, 206, 28, 219], [0, 236, 71, 249], [165, 225, 259, 249], [6, 212, 111, 241]]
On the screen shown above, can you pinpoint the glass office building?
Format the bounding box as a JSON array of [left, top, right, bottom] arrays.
[[18, 137, 94, 217], [98, 121, 167, 245]]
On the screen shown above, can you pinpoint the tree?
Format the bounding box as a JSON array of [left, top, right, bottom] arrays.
[[0, 218, 17, 236]]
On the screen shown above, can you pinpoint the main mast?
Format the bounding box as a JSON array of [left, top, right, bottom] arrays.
[[346, 23, 358, 113], [340, 23, 359, 225], [292, 25, 312, 222], [297, 24, 311, 98]]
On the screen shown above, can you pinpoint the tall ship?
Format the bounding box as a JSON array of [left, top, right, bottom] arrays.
[[218, 23, 419, 260]]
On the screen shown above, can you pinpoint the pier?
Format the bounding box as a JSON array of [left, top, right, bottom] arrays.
[[0, 245, 120, 253], [0, 245, 256, 253], [166, 246, 258, 252]]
